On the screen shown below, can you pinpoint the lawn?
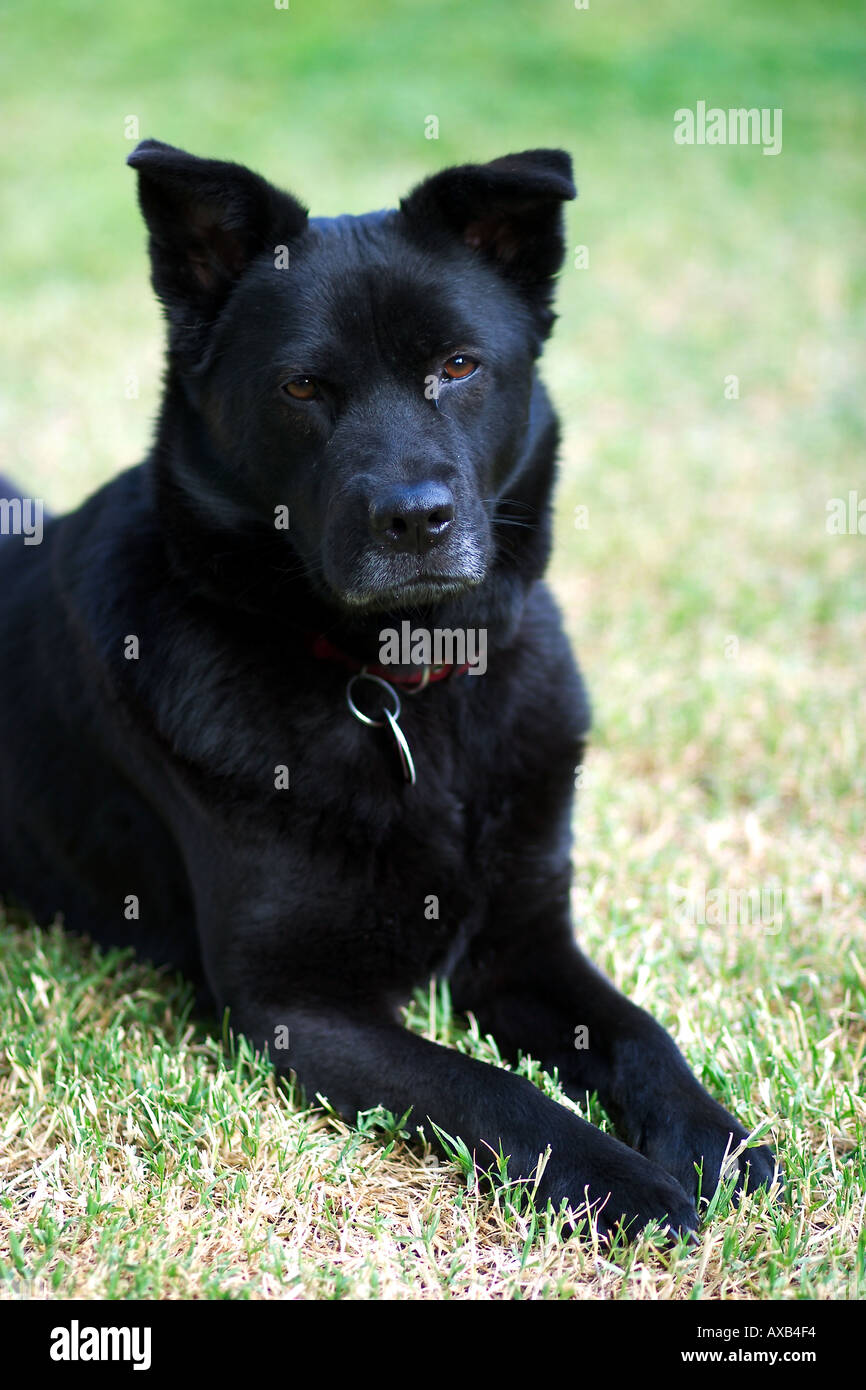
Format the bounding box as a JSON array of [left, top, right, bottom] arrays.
[[0, 0, 863, 1299]]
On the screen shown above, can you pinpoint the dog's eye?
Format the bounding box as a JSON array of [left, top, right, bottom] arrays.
[[441, 355, 478, 381], [282, 377, 320, 401]]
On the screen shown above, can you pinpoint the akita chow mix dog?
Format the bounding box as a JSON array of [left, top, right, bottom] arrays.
[[0, 140, 777, 1238]]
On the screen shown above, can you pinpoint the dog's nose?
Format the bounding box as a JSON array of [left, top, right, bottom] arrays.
[[369, 483, 455, 552]]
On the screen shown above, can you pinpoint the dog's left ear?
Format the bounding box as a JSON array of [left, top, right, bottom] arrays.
[[400, 150, 575, 334]]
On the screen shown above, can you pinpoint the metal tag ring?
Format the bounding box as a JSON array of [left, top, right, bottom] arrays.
[[345, 670, 402, 728]]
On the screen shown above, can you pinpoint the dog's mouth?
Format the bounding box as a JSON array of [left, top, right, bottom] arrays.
[[319, 526, 490, 614], [339, 573, 482, 612]]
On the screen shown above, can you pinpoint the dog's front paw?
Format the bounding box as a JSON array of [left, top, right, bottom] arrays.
[[636, 1092, 779, 1207], [537, 1127, 700, 1242], [595, 1157, 700, 1242]]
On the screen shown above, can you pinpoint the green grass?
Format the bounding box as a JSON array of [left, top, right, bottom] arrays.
[[1, 0, 864, 1298], [1, 931, 862, 1298]]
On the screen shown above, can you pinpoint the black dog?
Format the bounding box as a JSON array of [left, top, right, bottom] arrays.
[[0, 141, 776, 1238]]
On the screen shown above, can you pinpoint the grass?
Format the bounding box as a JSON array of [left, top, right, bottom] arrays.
[[1, 929, 862, 1298], [0, 0, 864, 1298]]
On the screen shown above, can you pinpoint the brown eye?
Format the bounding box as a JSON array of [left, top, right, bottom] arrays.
[[283, 377, 319, 400], [442, 354, 478, 381]]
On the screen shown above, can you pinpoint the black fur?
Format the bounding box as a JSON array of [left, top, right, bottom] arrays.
[[0, 142, 776, 1239]]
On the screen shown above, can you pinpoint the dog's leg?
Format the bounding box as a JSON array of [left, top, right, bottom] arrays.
[[177, 813, 693, 1238], [451, 895, 779, 1207], [224, 997, 698, 1239], [175, 831, 696, 1239]]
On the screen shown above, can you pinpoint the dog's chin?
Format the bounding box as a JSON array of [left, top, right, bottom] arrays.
[[337, 575, 482, 614]]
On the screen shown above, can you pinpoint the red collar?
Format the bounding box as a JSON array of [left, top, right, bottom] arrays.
[[308, 632, 469, 689]]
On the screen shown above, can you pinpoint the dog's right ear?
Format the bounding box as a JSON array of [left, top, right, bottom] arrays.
[[127, 139, 308, 361]]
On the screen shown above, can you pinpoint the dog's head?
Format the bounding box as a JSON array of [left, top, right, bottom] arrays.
[[128, 140, 574, 616]]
